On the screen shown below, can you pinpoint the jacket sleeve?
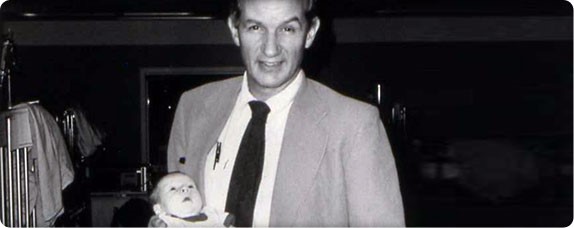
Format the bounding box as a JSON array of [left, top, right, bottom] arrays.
[[343, 106, 405, 226]]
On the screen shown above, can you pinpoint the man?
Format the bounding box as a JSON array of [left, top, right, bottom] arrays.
[[167, 0, 405, 226]]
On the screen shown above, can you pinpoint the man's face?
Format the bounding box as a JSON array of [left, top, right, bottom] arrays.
[[156, 174, 202, 218], [228, 0, 320, 100]]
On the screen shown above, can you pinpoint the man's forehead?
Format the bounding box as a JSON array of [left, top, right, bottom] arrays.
[[240, 0, 308, 15], [239, 0, 310, 9], [239, 0, 308, 25]]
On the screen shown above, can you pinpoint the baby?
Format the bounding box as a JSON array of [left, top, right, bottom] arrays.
[[148, 172, 234, 227]]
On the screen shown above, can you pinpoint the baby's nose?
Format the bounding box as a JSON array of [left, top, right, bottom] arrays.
[[180, 188, 188, 193]]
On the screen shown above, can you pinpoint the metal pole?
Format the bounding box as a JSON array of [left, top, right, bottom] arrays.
[[143, 166, 147, 192], [31, 158, 36, 227], [64, 115, 69, 147], [24, 147, 29, 227], [71, 114, 74, 145], [0, 146, 5, 224], [31, 207, 35, 227], [15, 147, 22, 227], [6, 65, 11, 110], [7, 117, 13, 227], [377, 83, 382, 106]]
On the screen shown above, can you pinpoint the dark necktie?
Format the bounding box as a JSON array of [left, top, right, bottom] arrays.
[[225, 100, 270, 227]]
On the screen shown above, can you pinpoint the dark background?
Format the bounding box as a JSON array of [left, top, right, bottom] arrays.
[[1, 0, 572, 226]]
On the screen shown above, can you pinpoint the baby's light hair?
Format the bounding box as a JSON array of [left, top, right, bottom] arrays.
[[149, 171, 187, 204]]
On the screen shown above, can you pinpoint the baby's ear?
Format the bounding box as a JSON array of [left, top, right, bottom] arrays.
[[153, 204, 163, 215]]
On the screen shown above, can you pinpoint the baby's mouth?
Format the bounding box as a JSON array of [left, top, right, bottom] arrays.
[[183, 197, 192, 202]]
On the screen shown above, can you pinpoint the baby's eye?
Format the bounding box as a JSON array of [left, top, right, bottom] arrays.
[[188, 185, 194, 189], [169, 187, 176, 191]]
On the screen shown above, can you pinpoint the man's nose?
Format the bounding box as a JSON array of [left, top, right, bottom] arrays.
[[262, 32, 280, 57]]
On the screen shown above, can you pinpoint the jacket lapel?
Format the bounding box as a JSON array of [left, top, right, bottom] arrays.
[[270, 78, 329, 226], [195, 77, 242, 196]]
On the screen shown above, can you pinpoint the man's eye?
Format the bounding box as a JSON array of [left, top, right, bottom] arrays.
[[282, 27, 295, 33], [248, 25, 261, 31]]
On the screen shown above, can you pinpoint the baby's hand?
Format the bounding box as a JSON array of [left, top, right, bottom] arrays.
[[157, 209, 233, 227], [157, 213, 209, 227], [148, 215, 167, 227]]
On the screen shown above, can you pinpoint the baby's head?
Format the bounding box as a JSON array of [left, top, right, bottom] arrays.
[[150, 172, 203, 218]]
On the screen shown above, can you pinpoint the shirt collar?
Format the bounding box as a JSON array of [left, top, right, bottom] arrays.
[[238, 69, 304, 113]]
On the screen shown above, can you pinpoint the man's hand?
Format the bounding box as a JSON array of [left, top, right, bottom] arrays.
[[202, 207, 235, 227]]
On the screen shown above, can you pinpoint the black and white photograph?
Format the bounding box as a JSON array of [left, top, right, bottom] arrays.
[[0, 0, 571, 226]]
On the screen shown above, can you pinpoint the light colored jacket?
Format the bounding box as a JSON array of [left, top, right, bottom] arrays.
[[168, 76, 404, 226]]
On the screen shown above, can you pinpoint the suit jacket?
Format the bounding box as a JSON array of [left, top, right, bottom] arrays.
[[167, 75, 405, 226]]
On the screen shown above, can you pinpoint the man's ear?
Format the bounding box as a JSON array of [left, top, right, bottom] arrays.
[[304, 17, 321, 49], [227, 16, 241, 46], [153, 204, 163, 215]]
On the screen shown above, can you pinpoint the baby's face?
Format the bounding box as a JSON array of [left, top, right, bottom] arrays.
[[156, 174, 203, 218]]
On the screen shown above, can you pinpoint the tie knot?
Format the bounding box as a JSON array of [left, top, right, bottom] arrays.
[[248, 101, 270, 118]]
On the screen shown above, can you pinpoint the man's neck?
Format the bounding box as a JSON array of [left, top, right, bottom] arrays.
[[247, 70, 302, 101]]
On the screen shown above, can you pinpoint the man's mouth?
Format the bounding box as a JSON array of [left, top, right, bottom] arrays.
[[259, 61, 282, 67]]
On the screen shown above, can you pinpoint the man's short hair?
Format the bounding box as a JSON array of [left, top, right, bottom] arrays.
[[228, 0, 318, 27]]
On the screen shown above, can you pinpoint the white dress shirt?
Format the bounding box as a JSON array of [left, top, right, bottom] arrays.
[[204, 70, 304, 227]]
